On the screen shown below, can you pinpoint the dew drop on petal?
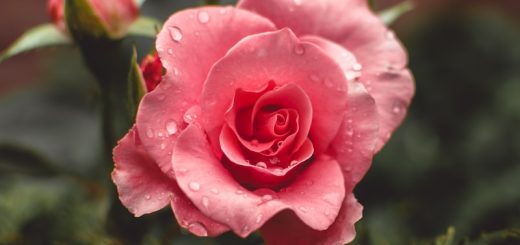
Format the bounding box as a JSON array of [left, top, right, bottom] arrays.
[[166, 121, 178, 135], [293, 0, 302, 6], [146, 128, 154, 138], [256, 162, 267, 168], [235, 189, 244, 195], [353, 63, 363, 71], [393, 105, 402, 114], [299, 206, 308, 213], [262, 194, 273, 202], [255, 214, 263, 224], [201, 196, 209, 208], [187, 222, 208, 237], [294, 44, 305, 55], [189, 181, 201, 191], [168, 26, 183, 42], [198, 11, 210, 24], [210, 188, 219, 194], [145, 194, 151, 200]]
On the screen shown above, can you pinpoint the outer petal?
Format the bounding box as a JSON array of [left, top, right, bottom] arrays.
[[112, 127, 177, 217], [136, 7, 276, 177], [89, 0, 139, 37], [330, 81, 379, 190], [171, 125, 345, 237], [201, 28, 349, 154], [238, 0, 415, 152], [260, 194, 363, 245], [112, 127, 229, 235]]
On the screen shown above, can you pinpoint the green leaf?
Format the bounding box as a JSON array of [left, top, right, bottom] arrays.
[[378, 0, 414, 26], [64, 0, 110, 40], [127, 16, 162, 38], [0, 144, 57, 176], [127, 48, 146, 119], [0, 24, 70, 63], [435, 227, 456, 245]]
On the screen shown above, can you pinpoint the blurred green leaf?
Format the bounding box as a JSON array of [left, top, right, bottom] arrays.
[[368, 0, 376, 10], [435, 227, 455, 245], [378, 0, 414, 26], [469, 228, 520, 245], [0, 144, 57, 176], [0, 176, 70, 242], [127, 48, 146, 119], [128, 17, 162, 38], [0, 24, 70, 63]]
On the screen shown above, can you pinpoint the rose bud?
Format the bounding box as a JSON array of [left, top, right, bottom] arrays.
[[140, 53, 164, 92], [47, 0, 139, 38]]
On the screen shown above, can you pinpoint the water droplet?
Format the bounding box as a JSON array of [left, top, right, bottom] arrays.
[[293, 0, 302, 6], [235, 189, 244, 195], [310, 75, 320, 82], [269, 157, 280, 165], [347, 119, 353, 124], [345, 71, 358, 81], [272, 167, 284, 174], [166, 121, 178, 135], [167, 48, 174, 55], [189, 181, 201, 191], [299, 206, 308, 213], [160, 143, 166, 150], [219, 8, 227, 15], [256, 162, 267, 168], [324, 210, 330, 216], [187, 222, 208, 237], [168, 26, 183, 42], [145, 194, 151, 200], [255, 214, 263, 223], [183, 105, 201, 124], [262, 194, 273, 202], [289, 160, 298, 166], [173, 67, 180, 76], [346, 127, 354, 137], [157, 131, 164, 137], [352, 63, 363, 71], [294, 44, 305, 55], [241, 225, 250, 235], [146, 128, 154, 138], [210, 188, 219, 194], [202, 196, 209, 208], [393, 105, 401, 114], [198, 11, 210, 23]]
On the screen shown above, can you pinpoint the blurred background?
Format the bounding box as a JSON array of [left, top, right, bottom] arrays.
[[0, 0, 519, 244]]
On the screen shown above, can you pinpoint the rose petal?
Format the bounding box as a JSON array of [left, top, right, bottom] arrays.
[[112, 127, 176, 217], [112, 127, 229, 235], [136, 7, 276, 177], [171, 125, 345, 237], [238, 0, 415, 152], [201, 28, 349, 155], [331, 81, 379, 189], [260, 194, 363, 245], [170, 195, 230, 237], [89, 0, 139, 36]]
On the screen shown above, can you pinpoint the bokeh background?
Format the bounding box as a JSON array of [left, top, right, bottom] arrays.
[[0, 0, 519, 244]]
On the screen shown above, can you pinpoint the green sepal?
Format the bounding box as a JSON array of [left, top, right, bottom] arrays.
[[127, 48, 146, 119], [127, 17, 162, 38], [64, 0, 111, 41], [0, 24, 70, 63], [378, 0, 414, 26]]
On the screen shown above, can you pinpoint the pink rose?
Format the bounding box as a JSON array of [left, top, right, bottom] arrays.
[[112, 0, 414, 244], [47, 0, 139, 37]]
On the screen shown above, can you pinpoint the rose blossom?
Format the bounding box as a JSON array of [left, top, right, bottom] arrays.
[[112, 0, 414, 244], [47, 0, 139, 38]]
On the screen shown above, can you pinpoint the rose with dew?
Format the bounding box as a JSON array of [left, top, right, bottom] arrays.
[[48, 0, 139, 38], [112, 0, 414, 244]]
